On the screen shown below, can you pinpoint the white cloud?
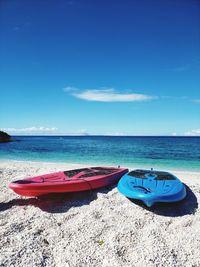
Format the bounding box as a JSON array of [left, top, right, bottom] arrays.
[[67, 88, 155, 102], [73, 129, 89, 135], [104, 132, 126, 136], [1, 127, 90, 136], [172, 58, 200, 73], [184, 129, 200, 136], [192, 99, 200, 104], [1, 127, 58, 135], [63, 86, 78, 92]]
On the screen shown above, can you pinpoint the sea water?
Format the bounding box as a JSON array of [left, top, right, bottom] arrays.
[[0, 136, 199, 172]]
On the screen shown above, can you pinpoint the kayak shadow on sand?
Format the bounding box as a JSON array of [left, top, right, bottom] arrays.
[[128, 184, 198, 217], [0, 185, 115, 214]]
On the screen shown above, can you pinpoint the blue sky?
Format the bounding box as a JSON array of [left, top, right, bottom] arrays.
[[0, 0, 200, 135]]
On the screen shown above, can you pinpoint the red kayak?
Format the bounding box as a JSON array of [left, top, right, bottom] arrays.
[[9, 166, 128, 197]]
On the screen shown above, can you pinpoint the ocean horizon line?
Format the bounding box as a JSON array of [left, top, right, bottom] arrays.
[[10, 134, 200, 137]]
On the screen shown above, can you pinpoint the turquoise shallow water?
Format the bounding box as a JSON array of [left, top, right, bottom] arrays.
[[0, 136, 200, 172]]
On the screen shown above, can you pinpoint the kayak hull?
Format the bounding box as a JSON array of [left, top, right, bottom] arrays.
[[118, 169, 186, 207], [9, 167, 128, 197]]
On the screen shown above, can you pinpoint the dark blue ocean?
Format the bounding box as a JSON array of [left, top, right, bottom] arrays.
[[0, 136, 200, 172]]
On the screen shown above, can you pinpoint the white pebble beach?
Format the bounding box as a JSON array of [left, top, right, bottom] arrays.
[[0, 160, 200, 267]]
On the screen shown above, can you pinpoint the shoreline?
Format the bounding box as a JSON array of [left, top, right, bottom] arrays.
[[0, 160, 200, 266], [0, 158, 200, 175]]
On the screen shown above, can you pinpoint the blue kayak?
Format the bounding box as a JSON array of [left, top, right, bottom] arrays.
[[118, 169, 186, 207]]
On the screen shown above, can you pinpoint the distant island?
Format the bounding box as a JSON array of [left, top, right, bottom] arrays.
[[0, 131, 11, 143]]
